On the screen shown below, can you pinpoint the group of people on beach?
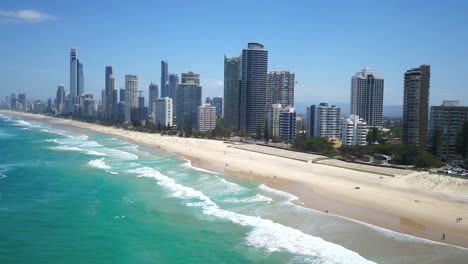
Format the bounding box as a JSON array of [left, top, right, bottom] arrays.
[[456, 217, 463, 223]]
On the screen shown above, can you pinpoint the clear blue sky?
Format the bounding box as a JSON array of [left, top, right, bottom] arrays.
[[1, 0, 468, 108]]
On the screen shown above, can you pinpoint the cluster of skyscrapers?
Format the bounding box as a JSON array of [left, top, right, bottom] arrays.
[[304, 67, 384, 146], [2, 45, 467, 161], [51, 49, 224, 132], [224, 43, 297, 140]]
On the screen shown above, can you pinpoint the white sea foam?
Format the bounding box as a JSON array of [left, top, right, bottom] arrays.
[[258, 184, 298, 202], [40, 128, 70, 137], [13, 120, 32, 126], [182, 159, 219, 174], [223, 194, 273, 204], [48, 135, 138, 160], [88, 158, 111, 170], [49, 146, 107, 156], [0, 115, 11, 121], [0, 170, 7, 180], [105, 148, 138, 160], [127, 166, 375, 263], [218, 178, 247, 194]]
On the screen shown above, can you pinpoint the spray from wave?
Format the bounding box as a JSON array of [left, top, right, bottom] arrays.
[[88, 158, 111, 170]]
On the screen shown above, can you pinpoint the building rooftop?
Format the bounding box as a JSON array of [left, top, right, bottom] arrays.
[[353, 67, 383, 79], [442, 100, 460, 107], [247, 43, 265, 49]]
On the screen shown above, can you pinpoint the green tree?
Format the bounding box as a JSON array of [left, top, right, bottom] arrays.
[[156, 122, 162, 132], [256, 126, 262, 140], [184, 117, 193, 137], [131, 119, 142, 128], [456, 120, 468, 159], [429, 127, 443, 158], [263, 121, 270, 142], [293, 136, 336, 156], [366, 127, 381, 145]]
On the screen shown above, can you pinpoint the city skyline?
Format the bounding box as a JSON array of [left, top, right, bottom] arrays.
[[1, 1, 468, 107]]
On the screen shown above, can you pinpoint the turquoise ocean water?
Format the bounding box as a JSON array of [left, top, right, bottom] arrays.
[[0, 113, 467, 264]]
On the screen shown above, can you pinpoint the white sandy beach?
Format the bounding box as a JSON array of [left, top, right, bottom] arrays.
[[3, 110, 468, 249]]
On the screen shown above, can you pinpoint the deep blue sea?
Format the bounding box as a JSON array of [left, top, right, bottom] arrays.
[[0, 113, 467, 264]]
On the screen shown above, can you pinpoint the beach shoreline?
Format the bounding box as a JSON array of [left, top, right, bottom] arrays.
[[2, 110, 468, 249]]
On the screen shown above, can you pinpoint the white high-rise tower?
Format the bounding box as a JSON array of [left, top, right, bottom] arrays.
[[350, 67, 384, 127], [125, 74, 139, 123]]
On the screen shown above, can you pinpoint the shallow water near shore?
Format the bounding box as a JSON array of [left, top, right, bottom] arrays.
[[1, 113, 467, 264]]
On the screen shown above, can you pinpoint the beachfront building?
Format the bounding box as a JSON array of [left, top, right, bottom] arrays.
[[350, 67, 384, 127], [153, 97, 173, 127], [197, 104, 216, 132], [306, 103, 341, 138], [429, 100, 468, 160], [240, 43, 268, 135], [403, 65, 430, 149], [55, 84, 66, 114], [17, 93, 27, 112], [115, 102, 126, 123], [176, 73, 202, 129], [213, 96, 223, 118], [341, 114, 368, 146], [82, 97, 97, 117], [149, 82, 159, 116], [10, 93, 17, 110], [224, 55, 242, 130], [279, 106, 297, 141], [33, 100, 47, 113], [75, 93, 96, 117], [125, 74, 139, 123], [267, 104, 283, 137], [160, 60, 169, 98], [267, 71, 295, 108], [134, 95, 148, 122]]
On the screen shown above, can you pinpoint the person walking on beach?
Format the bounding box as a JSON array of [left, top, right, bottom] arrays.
[[442, 233, 445, 240]]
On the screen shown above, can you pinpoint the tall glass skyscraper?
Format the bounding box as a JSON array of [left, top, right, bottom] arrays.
[[69, 47, 84, 113], [55, 84, 66, 113], [403, 65, 431, 149], [224, 56, 241, 130], [69, 48, 78, 112], [77, 62, 84, 96], [240, 43, 268, 135], [149, 82, 159, 115], [212, 96, 223, 118], [350, 67, 384, 127], [160, 60, 169, 98], [104, 66, 116, 119], [176, 72, 202, 129]]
